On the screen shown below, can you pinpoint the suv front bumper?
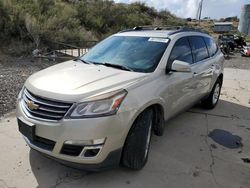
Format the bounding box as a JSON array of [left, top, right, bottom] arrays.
[[16, 99, 134, 170]]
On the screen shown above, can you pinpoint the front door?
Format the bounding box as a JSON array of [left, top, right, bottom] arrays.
[[163, 37, 197, 118]]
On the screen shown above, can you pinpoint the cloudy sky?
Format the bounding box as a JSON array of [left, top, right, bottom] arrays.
[[114, 0, 250, 19]]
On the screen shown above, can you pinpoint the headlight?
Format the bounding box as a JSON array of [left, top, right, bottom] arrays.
[[67, 89, 127, 118]]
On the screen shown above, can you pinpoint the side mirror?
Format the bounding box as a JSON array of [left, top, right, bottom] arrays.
[[171, 60, 192, 72]]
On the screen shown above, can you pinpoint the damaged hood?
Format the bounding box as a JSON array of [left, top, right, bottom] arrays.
[[25, 60, 148, 102]]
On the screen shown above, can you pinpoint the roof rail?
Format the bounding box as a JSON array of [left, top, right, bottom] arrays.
[[119, 25, 207, 35], [168, 27, 207, 35], [119, 25, 183, 33]]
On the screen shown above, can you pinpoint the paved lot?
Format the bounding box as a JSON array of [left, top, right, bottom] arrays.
[[0, 68, 250, 188], [225, 52, 250, 70]]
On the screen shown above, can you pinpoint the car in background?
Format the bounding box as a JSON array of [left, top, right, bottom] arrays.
[[241, 46, 250, 57], [234, 35, 247, 48], [218, 34, 236, 51]]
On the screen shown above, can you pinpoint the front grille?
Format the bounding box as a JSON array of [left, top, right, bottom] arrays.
[[30, 136, 56, 151], [22, 89, 72, 121], [60, 144, 84, 156]]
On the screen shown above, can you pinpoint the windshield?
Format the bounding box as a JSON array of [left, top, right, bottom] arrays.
[[81, 36, 169, 73]]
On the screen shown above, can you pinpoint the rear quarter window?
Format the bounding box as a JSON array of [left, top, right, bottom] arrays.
[[204, 37, 218, 57]]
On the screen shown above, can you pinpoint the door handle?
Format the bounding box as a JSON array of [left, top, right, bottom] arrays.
[[193, 72, 201, 77], [208, 64, 216, 73], [210, 64, 215, 69]]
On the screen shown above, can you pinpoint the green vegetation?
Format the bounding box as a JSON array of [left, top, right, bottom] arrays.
[[0, 0, 186, 55], [245, 36, 250, 43]]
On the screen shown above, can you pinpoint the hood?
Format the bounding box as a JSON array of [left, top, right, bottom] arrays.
[[25, 60, 148, 102]]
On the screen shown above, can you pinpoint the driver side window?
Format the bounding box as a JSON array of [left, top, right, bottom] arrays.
[[168, 37, 193, 65]]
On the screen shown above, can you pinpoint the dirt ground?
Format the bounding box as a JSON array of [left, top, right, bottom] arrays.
[[0, 54, 58, 117]]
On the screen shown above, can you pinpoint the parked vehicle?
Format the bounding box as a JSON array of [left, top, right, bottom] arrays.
[[17, 26, 224, 171], [218, 34, 236, 51], [241, 46, 250, 57], [234, 35, 247, 48], [220, 41, 230, 58]]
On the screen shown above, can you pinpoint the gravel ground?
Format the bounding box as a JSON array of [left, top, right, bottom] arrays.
[[0, 52, 249, 118], [0, 54, 59, 117]]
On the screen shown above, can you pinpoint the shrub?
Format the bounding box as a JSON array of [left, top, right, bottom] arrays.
[[0, 0, 186, 55]]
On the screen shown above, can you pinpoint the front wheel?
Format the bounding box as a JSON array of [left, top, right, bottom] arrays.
[[201, 79, 222, 109], [121, 109, 153, 170]]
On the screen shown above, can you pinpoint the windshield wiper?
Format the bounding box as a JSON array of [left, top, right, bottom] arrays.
[[74, 58, 90, 64], [92, 62, 133, 72]]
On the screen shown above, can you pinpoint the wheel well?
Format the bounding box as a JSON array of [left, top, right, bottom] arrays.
[[151, 104, 164, 121], [129, 104, 164, 134], [218, 74, 223, 83], [144, 104, 164, 135]]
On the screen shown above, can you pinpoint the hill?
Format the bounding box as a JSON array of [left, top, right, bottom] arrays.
[[0, 0, 186, 55]]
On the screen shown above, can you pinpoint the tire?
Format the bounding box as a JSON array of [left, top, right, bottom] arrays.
[[201, 78, 222, 109], [121, 109, 153, 170]]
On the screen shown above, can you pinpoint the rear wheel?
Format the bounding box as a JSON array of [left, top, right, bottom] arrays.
[[121, 109, 153, 170], [201, 79, 222, 109]]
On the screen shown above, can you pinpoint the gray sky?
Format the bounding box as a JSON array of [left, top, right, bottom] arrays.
[[114, 0, 250, 19]]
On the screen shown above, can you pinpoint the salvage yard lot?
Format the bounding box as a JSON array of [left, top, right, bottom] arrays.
[[0, 54, 250, 188]]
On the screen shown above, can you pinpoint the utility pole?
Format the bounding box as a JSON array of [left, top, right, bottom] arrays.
[[198, 0, 204, 26]]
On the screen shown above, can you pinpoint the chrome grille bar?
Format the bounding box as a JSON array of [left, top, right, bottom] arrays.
[[22, 89, 73, 121], [23, 95, 67, 114], [23, 102, 63, 119], [24, 89, 71, 108]]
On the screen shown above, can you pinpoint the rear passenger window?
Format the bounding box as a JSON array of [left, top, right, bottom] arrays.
[[189, 36, 209, 62], [204, 37, 218, 57], [168, 37, 193, 65]]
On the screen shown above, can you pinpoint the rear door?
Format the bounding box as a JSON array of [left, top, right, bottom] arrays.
[[203, 36, 221, 89], [188, 36, 213, 98]]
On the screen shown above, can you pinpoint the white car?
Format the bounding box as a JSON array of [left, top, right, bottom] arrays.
[[17, 26, 224, 170]]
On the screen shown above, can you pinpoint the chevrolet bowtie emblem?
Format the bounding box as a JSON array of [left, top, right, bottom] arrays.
[[27, 100, 39, 110]]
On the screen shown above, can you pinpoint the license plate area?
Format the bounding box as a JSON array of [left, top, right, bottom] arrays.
[[18, 118, 35, 141]]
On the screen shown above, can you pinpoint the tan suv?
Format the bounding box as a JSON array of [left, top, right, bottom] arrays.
[[17, 27, 224, 170]]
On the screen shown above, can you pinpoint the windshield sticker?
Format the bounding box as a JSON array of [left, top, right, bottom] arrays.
[[148, 38, 169, 43]]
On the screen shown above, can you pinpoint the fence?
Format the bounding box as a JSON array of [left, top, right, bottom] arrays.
[[34, 40, 98, 61]]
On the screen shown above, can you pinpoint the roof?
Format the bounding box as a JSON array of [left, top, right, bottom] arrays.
[[214, 22, 233, 26]]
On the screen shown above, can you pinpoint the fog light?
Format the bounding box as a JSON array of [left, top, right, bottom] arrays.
[[64, 138, 106, 146], [84, 148, 101, 157], [80, 145, 103, 158]]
